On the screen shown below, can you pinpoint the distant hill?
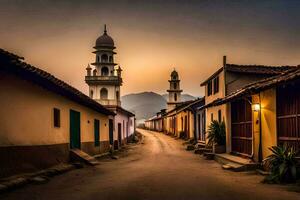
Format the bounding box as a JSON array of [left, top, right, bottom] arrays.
[[121, 92, 196, 120], [162, 93, 196, 102], [121, 92, 167, 120]]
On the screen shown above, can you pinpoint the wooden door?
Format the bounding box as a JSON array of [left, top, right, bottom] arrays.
[[277, 83, 300, 153], [231, 98, 252, 156], [94, 119, 100, 147], [184, 115, 188, 138], [197, 110, 206, 141], [109, 119, 114, 145], [118, 123, 122, 146], [70, 110, 81, 149], [126, 121, 128, 142]]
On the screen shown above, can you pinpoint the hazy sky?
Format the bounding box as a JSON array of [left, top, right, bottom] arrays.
[[1, 0, 300, 97]]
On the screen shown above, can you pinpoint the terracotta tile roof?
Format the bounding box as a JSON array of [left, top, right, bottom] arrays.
[[0, 48, 115, 116], [200, 64, 296, 86], [226, 64, 295, 75], [200, 66, 300, 109], [164, 98, 205, 117], [105, 105, 135, 117], [175, 97, 205, 113]]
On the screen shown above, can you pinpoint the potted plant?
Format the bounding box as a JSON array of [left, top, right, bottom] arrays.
[[207, 120, 226, 153], [263, 145, 299, 183]]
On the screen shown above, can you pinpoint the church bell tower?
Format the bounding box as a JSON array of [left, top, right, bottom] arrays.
[[167, 69, 182, 111], [85, 25, 122, 107]]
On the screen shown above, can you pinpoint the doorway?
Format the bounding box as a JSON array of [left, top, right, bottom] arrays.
[[70, 110, 81, 149]]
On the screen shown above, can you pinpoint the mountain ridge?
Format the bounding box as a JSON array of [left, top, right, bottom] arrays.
[[121, 92, 196, 121]]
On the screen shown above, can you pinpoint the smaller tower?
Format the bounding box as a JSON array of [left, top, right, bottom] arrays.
[[167, 69, 182, 111]]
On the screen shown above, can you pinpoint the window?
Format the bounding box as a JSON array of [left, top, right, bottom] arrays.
[[207, 80, 212, 96], [174, 93, 177, 101], [101, 54, 108, 63], [116, 91, 120, 100], [211, 113, 213, 122], [94, 119, 100, 147], [101, 67, 109, 76], [109, 56, 113, 63], [218, 110, 222, 122], [90, 90, 93, 98], [53, 108, 60, 127], [213, 76, 219, 94], [100, 88, 108, 99], [93, 69, 97, 76]]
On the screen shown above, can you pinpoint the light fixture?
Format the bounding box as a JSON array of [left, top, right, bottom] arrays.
[[252, 103, 260, 112]]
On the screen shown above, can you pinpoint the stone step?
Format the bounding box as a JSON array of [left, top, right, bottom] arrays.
[[222, 163, 244, 172], [70, 149, 100, 166], [203, 152, 215, 160], [195, 142, 206, 149], [215, 153, 259, 172], [194, 148, 212, 154]]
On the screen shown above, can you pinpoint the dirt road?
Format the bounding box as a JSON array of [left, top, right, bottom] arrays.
[[1, 129, 299, 200]]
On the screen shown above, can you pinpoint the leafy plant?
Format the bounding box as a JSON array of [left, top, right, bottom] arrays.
[[207, 120, 226, 146], [263, 145, 299, 183]]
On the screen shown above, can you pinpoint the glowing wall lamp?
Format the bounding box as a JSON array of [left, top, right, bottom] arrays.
[[252, 103, 260, 112]]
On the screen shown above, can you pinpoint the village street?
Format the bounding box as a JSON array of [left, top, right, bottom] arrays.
[[1, 129, 299, 200]]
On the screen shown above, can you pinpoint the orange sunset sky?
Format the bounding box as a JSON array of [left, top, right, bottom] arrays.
[[1, 0, 300, 97]]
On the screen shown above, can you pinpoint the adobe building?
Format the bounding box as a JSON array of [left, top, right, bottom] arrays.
[[85, 25, 135, 149], [0, 49, 115, 177], [204, 66, 300, 162], [200, 56, 296, 161]]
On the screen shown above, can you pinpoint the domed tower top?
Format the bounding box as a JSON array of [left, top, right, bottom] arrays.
[[171, 69, 179, 80], [95, 24, 115, 48]]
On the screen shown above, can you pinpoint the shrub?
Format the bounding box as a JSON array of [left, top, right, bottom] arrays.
[[263, 145, 299, 183], [207, 120, 226, 146]]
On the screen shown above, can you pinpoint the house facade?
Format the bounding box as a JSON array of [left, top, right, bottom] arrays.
[[0, 49, 115, 177], [204, 67, 300, 161], [199, 56, 298, 162], [200, 56, 296, 157]]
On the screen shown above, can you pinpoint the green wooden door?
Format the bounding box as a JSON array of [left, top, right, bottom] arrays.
[[94, 119, 100, 147], [109, 119, 114, 145], [118, 123, 122, 145], [70, 110, 81, 149]]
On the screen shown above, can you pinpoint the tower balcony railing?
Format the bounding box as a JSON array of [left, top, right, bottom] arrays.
[[85, 75, 121, 81], [85, 75, 123, 84], [97, 99, 121, 106], [91, 62, 117, 66]]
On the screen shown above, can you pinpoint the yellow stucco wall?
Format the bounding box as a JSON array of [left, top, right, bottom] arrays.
[[205, 70, 227, 145], [260, 88, 277, 159], [0, 72, 110, 146], [175, 110, 194, 138], [205, 71, 225, 104]]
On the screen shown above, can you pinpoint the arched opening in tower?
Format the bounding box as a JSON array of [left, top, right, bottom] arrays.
[[101, 67, 109, 76], [101, 54, 108, 63], [100, 88, 108, 99]]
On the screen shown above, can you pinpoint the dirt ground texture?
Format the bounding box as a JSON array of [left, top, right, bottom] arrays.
[[1, 129, 299, 200]]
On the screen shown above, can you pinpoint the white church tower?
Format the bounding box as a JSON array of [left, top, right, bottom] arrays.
[[167, 69, 182, 111], [85, 25, 122, 106]]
